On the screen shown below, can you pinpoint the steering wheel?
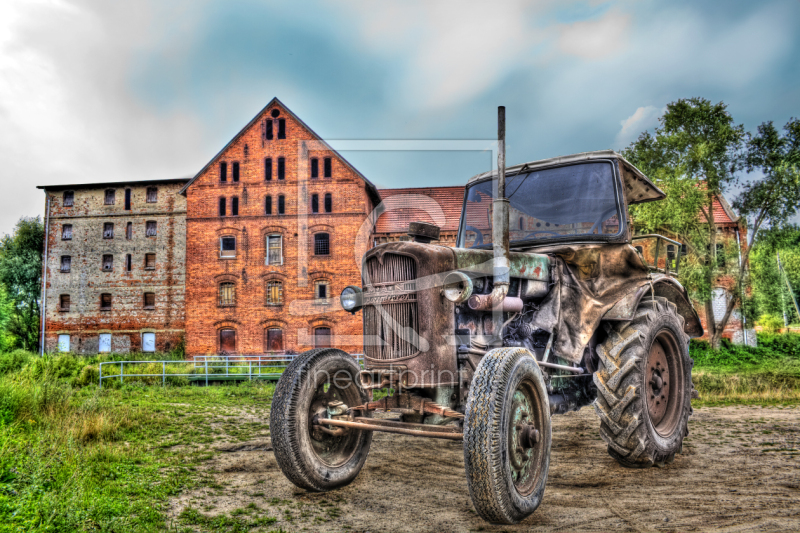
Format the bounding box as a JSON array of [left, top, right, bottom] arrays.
[[465, 225, 484, 248], [523, 231, 559, 239], [589, 207, 618, 235]]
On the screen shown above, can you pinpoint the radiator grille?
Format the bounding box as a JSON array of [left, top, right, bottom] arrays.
[[364, 254, 418, 360]]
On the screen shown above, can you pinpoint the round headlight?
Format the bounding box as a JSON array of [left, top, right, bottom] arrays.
[[340, 286, 362, 313], [442, 271, 473, 304]]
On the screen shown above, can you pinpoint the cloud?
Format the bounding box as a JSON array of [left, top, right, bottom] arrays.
[[557, 9, 631, 59], [614, 106, 662, 148]]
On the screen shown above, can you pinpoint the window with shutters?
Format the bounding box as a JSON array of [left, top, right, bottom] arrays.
[[219, 197, 226, 216], [220, 161, 228, 182], [59, 294, 70, 312], [232, 162, 240, 182], [314, 327, 331, 348], [144, 253, 156, 270], [266, 235, 282, 265], [278, 118, 286, 139], [265, 158, 272, 181], [126, 222, 132, 240], [265, 328, 284, 352], [278, 195, 285, 214], [266, 280, 283, 305], [102, 254, 113, 271], [146, 221, 157, 237], [311, 194, 319, 213], [62, 224, 72, 240], [232, 197, 239, 216], [314, 233, 330, 256], [105, 189, 116, 205], [143, 292, 155, 309], [314, 280, 330, 303], [310, 158, 319, 179], [60, 256, 71, 273], [125, 254, 132, 272], [146, 187, 158, 203], [100, 293, 112, 310], [265, 195, 272, 215], [324, 157, 332, 178], [220, 236, 236, 258], [324, 193, 332, 213], [278, 157, 285, 180], [103, 223, 114, 239], [125, 189, 131, 210], [63, 191, 74, 207], [219, 282, 235, 306]]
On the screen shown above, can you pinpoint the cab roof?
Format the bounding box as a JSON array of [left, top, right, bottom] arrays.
[[465, 149, 666, 205]]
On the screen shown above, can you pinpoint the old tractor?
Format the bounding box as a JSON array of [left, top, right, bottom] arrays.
[[271, 108, 701, 524]]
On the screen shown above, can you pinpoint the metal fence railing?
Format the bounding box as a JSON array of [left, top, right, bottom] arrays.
[[98, 354, 364, 388]]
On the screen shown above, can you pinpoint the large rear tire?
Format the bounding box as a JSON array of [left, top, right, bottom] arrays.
[[463, 347, 551, 524], [593, 296, 693, 467], [270, 348, 372, 491]]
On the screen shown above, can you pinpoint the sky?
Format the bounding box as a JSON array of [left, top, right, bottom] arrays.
[[0, 0, 799, 235]]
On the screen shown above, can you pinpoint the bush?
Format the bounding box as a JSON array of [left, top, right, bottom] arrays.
[[0, 349, 33, 375], [758, 313, 785, 333], [72, 365, 100, 387], [757, 332, 800, 358]]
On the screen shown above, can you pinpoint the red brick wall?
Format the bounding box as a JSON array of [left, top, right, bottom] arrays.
[[184, 101, 372, 356]]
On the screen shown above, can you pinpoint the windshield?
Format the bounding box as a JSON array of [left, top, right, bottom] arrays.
[[458, 161, 622, 248]]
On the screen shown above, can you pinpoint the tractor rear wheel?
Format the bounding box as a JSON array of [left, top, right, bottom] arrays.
[[593, 296, 693, 467], [463, 347, 551, 524], [270, 348, 372, 491]]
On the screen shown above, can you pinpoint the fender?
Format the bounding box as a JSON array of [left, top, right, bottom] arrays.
[[603, 274, 703, 338]]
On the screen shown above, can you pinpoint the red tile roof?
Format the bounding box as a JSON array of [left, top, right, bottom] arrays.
[[375, 186, 465, 234], [712, 195, 739, 225]]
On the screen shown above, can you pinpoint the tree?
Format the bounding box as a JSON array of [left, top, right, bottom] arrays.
[[0, 217, 44, 350], [623, 97, 745, 348], [749, 225, 800, 325]]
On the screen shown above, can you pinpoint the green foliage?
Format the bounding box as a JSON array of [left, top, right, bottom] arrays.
[[758, 314, 785, 333], [0, 349, 33, 375], [690, 333, 800, 369], [748, 225, 800, 323], [0, 216, 44, 350]]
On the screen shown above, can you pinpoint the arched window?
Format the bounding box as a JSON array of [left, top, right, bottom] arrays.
[[265, 195, 272, 215], [265, 328, 284, 352], [266, 280, 283, 305], [219, 197, 226, 217], [324, 193, 332, 213], [219, 328, 235, 354], [314, 233, 330, 256], [314, 327, 331, 348], [278, 195, 285, 214], [219, 282, 235, 306]]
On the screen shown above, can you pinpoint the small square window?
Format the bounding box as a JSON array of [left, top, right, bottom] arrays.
[[62, 224, 72, 240], [314, 281, 329, 301], [100, 293, 112, 310], [146, 221, 157, 237], [102, 254, 113, 271], [144, 253, 156, 270], [103, 222, 114, 239], [60, 256, 71, 273], [63, 191, 74, 207], [314, 233, 330, 256], [144, 292, 155, 309], [220, 236, 236, 258], [146, 187, 158, 203], [59, 294, 70, 312], [104, 189, 116, 205]]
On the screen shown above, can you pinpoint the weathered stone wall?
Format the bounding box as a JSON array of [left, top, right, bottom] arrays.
[[42, 182, 187, 354], [183, 101, 370, 356]]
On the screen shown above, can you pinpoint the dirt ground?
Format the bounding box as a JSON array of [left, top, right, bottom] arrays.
[[169, 405, 800, 532]]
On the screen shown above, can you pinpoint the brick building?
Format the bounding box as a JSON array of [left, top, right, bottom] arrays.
[[373, 186, 465, 246], [179, 98, 381, 356], [38, 179, 187, 354]]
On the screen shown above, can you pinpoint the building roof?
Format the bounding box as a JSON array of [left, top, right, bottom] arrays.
[[375, 185, 465, 234], [713, 194, 739, 224], [178, 97, 381, 206], [37, 177, 189, 191]]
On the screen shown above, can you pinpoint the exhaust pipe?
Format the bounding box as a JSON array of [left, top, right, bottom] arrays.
[[487, 106, 510, 308]]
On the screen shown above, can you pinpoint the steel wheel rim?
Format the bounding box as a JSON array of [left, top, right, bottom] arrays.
[[308, 377, 362, 467], [508, 378, 545, 496], [645, 330, 684, 437]]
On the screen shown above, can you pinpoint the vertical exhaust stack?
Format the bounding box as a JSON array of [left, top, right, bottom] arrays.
[[488, 106, 510, 309]]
